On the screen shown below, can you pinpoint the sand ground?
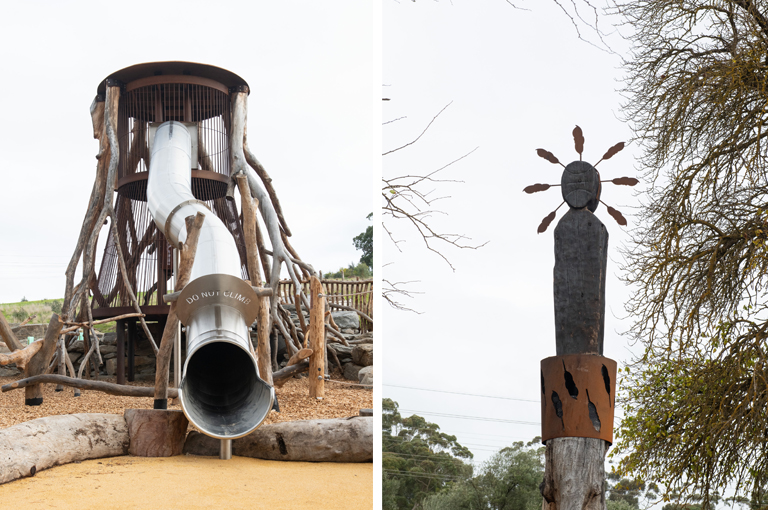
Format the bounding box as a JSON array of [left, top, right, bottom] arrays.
[[0, 455, 372, 509]]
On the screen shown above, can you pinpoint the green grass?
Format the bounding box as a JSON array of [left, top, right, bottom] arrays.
[[0, 299, 62, 323], [0, 298, 115, 333]]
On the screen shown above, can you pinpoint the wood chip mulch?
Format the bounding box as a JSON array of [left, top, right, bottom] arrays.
[[0, 372, 372, 430]]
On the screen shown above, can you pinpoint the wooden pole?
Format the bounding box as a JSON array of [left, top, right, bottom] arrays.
[[153, 213, 205, 409], [541, 438, 608, 509], [308, 276, 325, 399], [235, 173, 272, 385], [22, 314, 63, 405]]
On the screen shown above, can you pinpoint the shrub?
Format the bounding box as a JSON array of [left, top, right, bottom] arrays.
[[12, 308, 28, 322]]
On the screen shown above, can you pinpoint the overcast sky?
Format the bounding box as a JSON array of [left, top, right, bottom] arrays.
[[382, 0, 643, 469], [0, 1, 374, 304]]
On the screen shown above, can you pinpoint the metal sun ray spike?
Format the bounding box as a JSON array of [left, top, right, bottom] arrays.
[[525, 125, 637, 234]]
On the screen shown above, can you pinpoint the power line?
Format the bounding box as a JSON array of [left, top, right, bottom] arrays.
[[385, 383, 539, 403], [383, 469, 465, 482], [383, 451, 481, 464], [384, 435, 512, 450], [398, 408, 539, 426]]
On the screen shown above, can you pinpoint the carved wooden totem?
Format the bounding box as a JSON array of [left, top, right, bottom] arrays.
[[525, 127, 636, 509]]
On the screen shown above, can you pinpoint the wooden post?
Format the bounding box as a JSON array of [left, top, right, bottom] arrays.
[[235, 173, 272, 385], [23, 314, 63, 405], [127, 319, 136, 382], [153, 213, 205, 409], [308, 276, 325, 399], [55, 335, 65, 391], [116, 320, 125, 385], [81, 328, 91, 380]]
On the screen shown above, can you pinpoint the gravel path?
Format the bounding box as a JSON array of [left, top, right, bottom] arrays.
[[0, 373, 372, 430]]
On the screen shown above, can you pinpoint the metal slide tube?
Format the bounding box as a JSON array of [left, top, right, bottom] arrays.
[[147, 121, 274, 440]]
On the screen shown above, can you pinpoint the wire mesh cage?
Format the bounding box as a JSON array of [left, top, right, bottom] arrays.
[[92, 64, 250, 318]]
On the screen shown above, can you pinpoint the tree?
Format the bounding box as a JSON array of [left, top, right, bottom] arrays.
[[382, 103, 485, 311], [353, 213, 373, 267], [382, 398, 474, 510], [605, 472, 659, 509], [422, 439, 545, 510], [609, 0, 768, 506], [323, 262, 372, 280]]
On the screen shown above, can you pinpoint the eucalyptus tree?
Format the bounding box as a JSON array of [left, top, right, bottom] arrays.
[[611, 0, 768, 506]]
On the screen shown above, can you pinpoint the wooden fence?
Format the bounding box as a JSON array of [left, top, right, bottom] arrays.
[[277, 278, 373, 331]]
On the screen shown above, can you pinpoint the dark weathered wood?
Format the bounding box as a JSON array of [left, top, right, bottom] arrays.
[[0, 413, 129, 485], [0, 311, 24, 352], [327, 343, 342, 373], [55, 335, 65, 391], [273, 361, 309, 387], [116, 320, 125, 385], [127, 319, 136, 382], [22, 315, 63, 405], [553, 208, 608, 355], [183, 417, 372, 462], [544, 181, 611, 508], [154, 213, 205, 407], [2, 374, 178, 398]]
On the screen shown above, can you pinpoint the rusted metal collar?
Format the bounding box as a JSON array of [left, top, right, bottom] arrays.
[[541, 354, 617, 444]]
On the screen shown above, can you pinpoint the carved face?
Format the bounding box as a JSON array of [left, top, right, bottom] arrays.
[[561, 161, 601, 212]]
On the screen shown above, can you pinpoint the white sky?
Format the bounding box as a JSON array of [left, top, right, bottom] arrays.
[[382, 0, 644, 471], [0, 0, 375, 304]]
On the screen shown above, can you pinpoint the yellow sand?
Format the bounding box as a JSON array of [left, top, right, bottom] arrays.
[[0, 455, 372, 509]]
